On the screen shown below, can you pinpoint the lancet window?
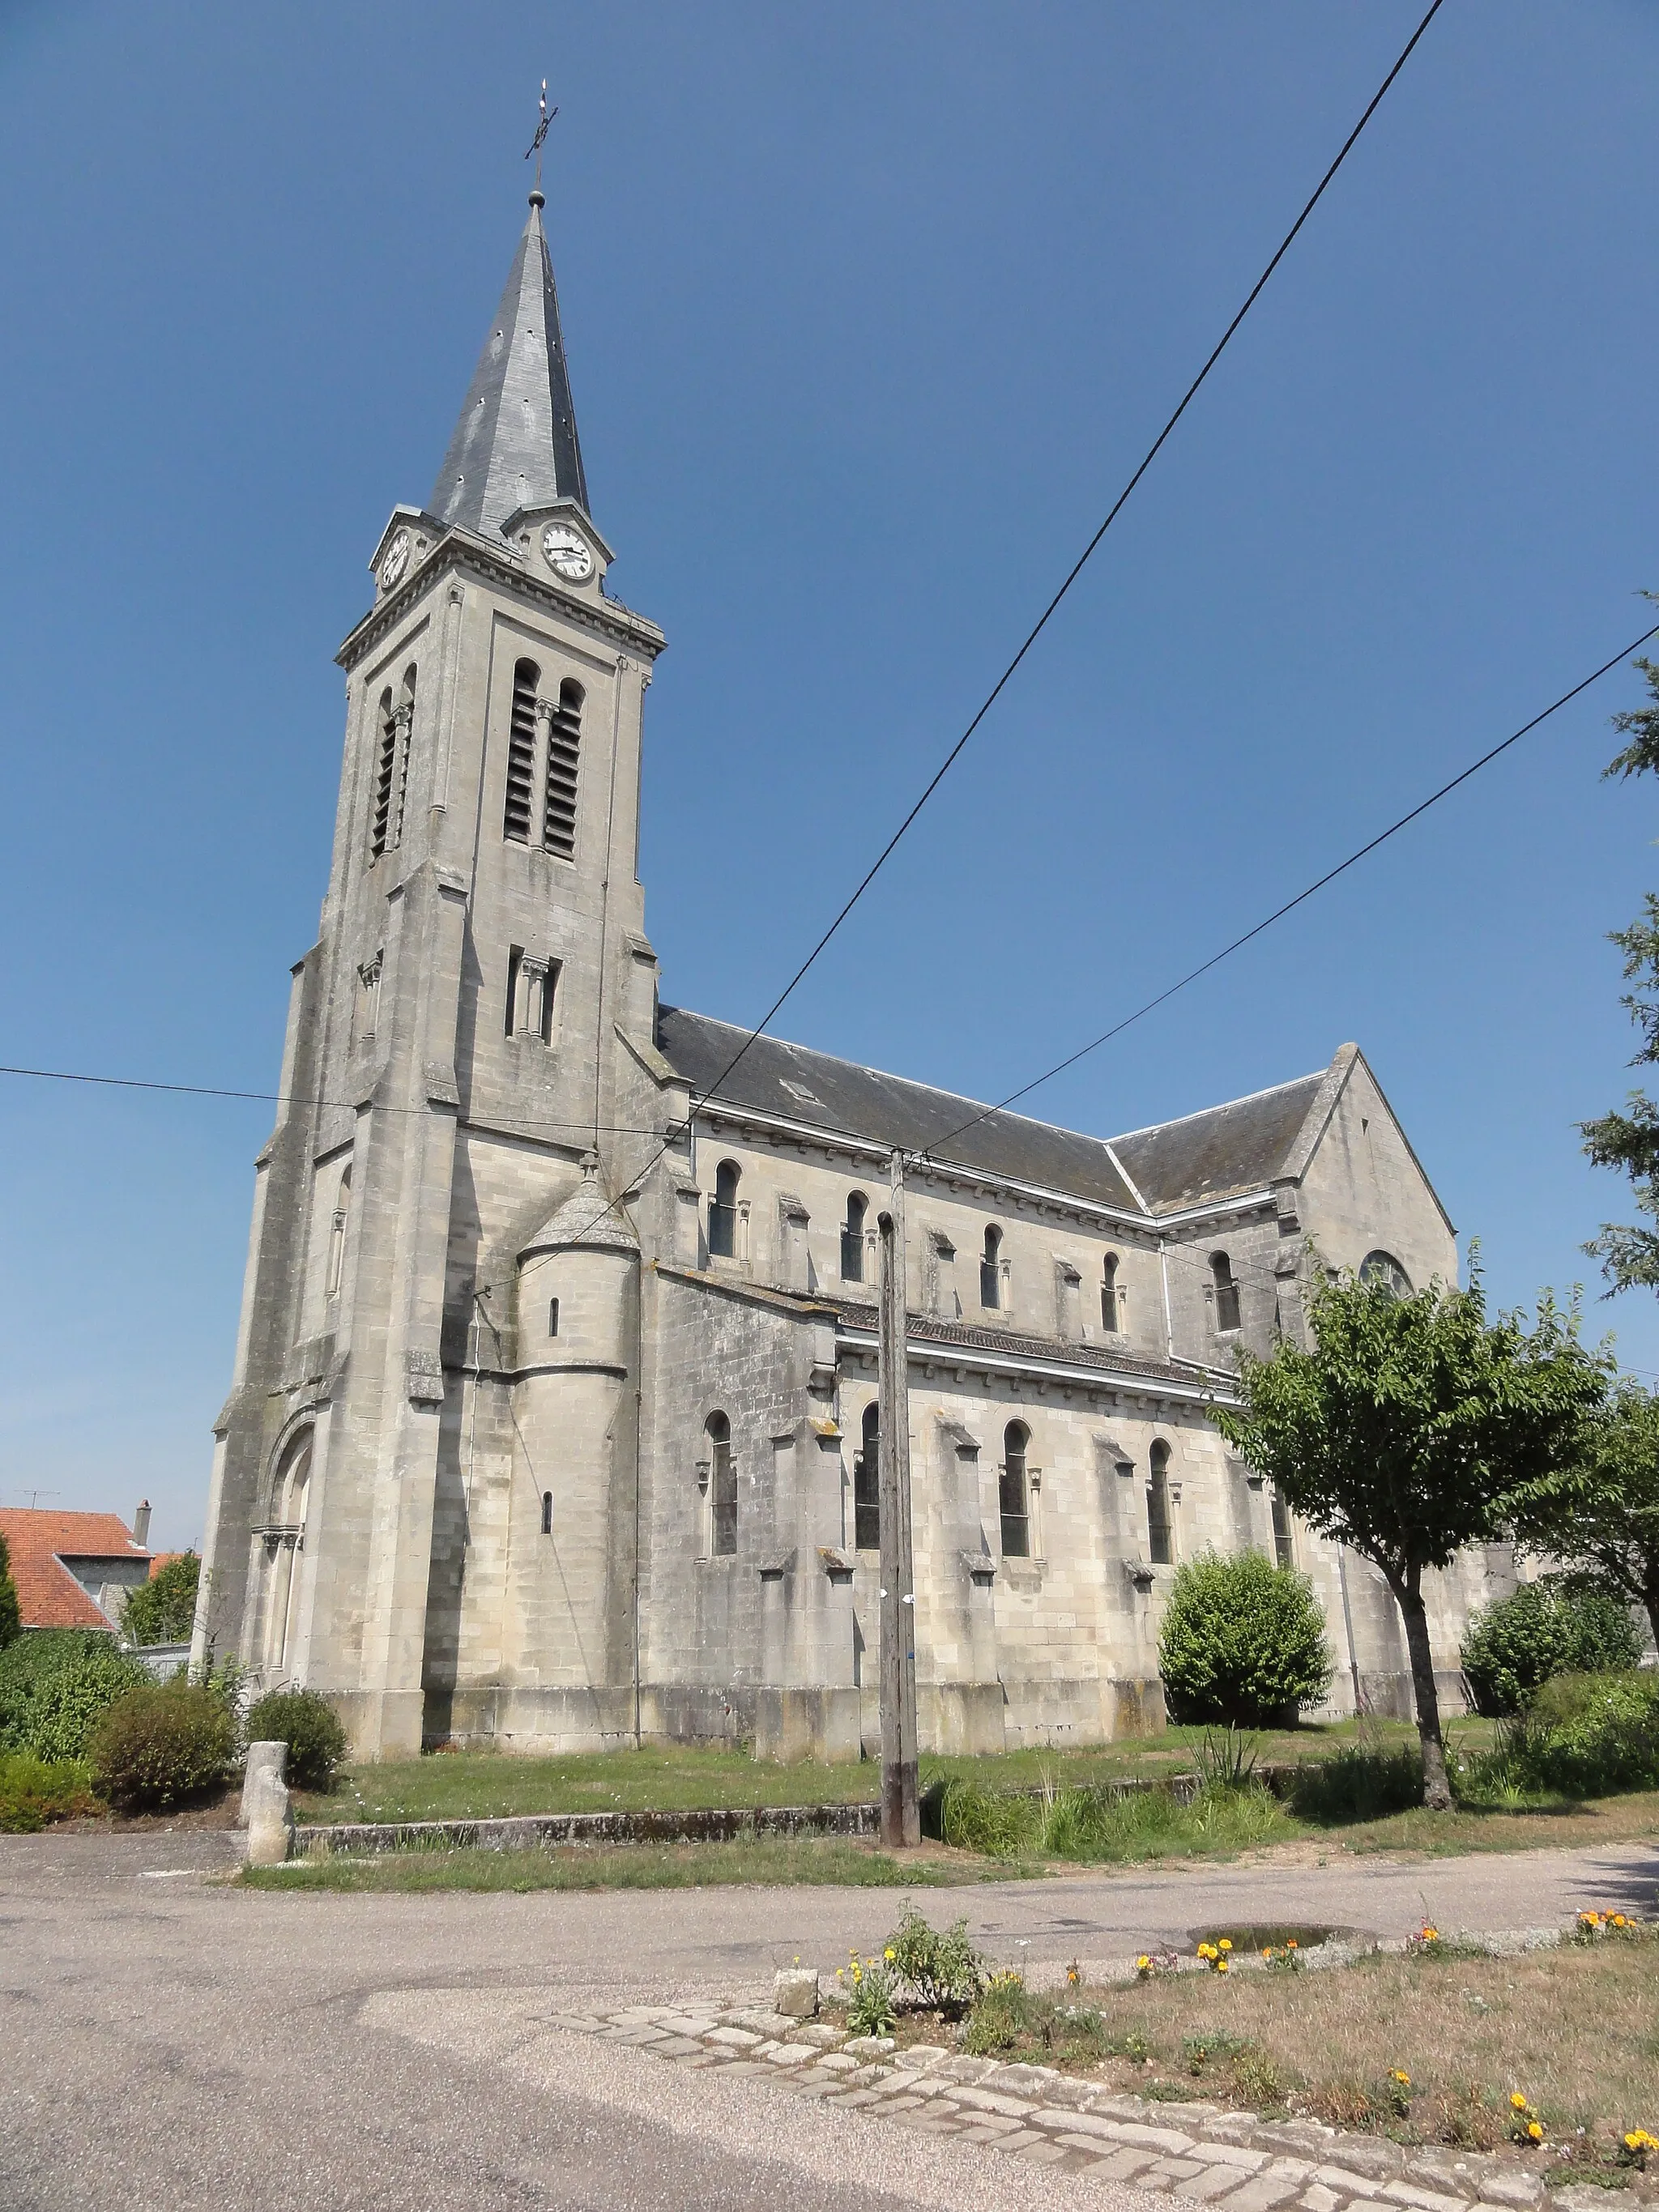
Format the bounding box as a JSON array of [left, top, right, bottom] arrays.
[[854, 1400, 881, 1551], [370, 667, 416, 858], [502, 663, 582, 857], [1147, 1440, 1174, 1566], [841, 1192, 868, 1283], [706, 1412, 736, 1558], [1000, 1422, 1030, 1558], [980, 1225, 1003, 1311], [1211, 1252, 1242, 1333]]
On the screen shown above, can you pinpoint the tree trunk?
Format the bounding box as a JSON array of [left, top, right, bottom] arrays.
[[1395, 1569, 1452, 1811], [1644, 1566, 1659, 1664]]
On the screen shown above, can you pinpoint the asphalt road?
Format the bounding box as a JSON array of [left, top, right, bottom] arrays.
[[3, 1831, 1655, 2212]]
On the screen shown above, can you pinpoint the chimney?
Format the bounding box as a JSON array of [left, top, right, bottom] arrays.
[[132, 1499, 151, 1548]]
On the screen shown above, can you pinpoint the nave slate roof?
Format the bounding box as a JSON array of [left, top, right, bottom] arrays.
[[656, 1005, 1333, 1219]]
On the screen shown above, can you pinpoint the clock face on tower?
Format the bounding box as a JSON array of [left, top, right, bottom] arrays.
[[379, 530, 411, 591], [541, 522, 595, 582]]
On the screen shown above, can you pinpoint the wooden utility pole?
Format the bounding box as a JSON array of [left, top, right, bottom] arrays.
[[877, 1149, 919, 1848]]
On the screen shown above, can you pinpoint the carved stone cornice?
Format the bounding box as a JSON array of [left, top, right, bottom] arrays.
[[336, 527, 667, 674]]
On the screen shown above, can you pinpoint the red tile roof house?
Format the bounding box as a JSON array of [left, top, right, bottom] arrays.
[[0, 1503, 164, 1636]]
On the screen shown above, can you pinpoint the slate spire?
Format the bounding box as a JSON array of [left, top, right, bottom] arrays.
[[429, 192, 590, 542]]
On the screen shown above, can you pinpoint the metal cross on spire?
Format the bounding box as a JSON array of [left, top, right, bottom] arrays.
[[524, 78, 557, 192]]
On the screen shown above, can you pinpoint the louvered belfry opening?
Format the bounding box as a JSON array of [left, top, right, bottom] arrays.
[[370, 688, 398, 857], [504, 658, 539, 842], [543, 679, 582, 856]]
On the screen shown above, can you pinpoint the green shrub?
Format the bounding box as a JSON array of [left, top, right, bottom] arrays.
[[0, 1752, 97, 1832], [0, 1627, 117, 1696], [87, 1681, 235, 1811], [244, 1688, 348, 1790], [1460, 1582, 1642, 1716], [0, 1532, 20, 1651], [1158, 1550, 1333, 1726], [0, 1637, 151, 1763], [120, 1552, 200, 1647], [1462, 1670, 1659, 1801], [886, 1903, 983, 2012]]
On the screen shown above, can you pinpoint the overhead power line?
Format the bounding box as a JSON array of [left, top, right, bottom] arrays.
[[0, 1063, 664, 1141], [921, 621, 1659, 1160], [689, 0, 1447, 1122]]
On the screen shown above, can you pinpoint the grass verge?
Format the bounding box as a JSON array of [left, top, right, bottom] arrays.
[[241, 1835, 1034, 1893], [958, 1923, 1659, 2176], [295, 1719, 1490, 1827]]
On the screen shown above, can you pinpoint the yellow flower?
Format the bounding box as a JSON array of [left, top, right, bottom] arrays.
[[1218, 1938, 1233, 1951], [1528, 2123, 1543, 2143], [1261, 1949, 1273, 1960], [1286, 1939, 1298, 1950], [884, 1947, 896, 1962], [1137, 1955, 1151, 1969], [1511, 2094, 1529, 2112], [1216, 1958, 1230, 1974], [1392, 2071, 1410, 2086], [1612, 1915, 1627, 1929]]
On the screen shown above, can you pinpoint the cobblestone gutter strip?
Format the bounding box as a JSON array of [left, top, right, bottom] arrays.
[[293, 1801, 880, 1856], [534, 1975, 1654, 2212]]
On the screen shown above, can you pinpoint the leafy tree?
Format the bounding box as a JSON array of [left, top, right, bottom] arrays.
[[1158, 1550, 1333, 1726], [1583, 629, 1659, 1292], [0, 1532, 19, 1652], [1212, 1263, 1606, 1808], [1513, 1380, 1659, 1653], [121, 1551, 199, 1647]]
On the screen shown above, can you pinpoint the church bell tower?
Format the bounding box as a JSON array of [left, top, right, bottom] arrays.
[[194, 190, 668, 1756]]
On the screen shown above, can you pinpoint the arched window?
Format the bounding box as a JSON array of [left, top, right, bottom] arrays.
[[1146, 1440, 1173, 1566], [1000, 1421, 1030, 1558], [543, 679, 582, 857], [1101, 1252, 1120, 1332], [707, 1412, 736, 1557], [980, 1225, 1003, 1311], [841, 1192, 868, 1283], [326, 1166, 351, 1299], [548, 1297, 560, 1338], [854, 1400, 881, 1550], [541, 1490, 554, 1536], [264, 1429, 313, 1674], [370, 671, 415, 858], [503, 658, 539, 842], [1359, 1251, 1413, 1299], [1211, 1252, 1241, 1333], [394, 667, 415, 846], [371, 688, 398, 856], [1270, 1487, 1294, 1570], [709, 1161, 740, 1259]]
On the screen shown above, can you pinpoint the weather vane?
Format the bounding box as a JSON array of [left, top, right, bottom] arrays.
[[525, 79, 557, 192]]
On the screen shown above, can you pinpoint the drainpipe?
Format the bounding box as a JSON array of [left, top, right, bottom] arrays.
[[1158, 1238, 1176, 1362]]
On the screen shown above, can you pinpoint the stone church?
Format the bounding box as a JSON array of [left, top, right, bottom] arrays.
[[194, 191, 1495, 1761]]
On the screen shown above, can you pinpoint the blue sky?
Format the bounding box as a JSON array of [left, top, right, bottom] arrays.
[[2, 2, 1657, 1549]]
